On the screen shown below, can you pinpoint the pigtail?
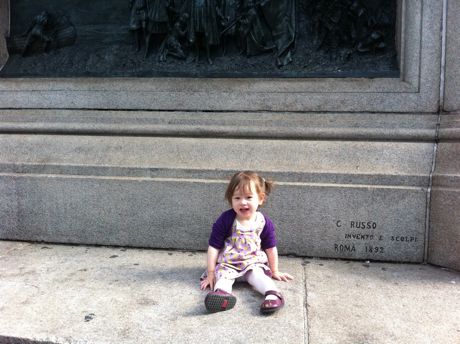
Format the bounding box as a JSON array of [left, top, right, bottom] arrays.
[[260, 176, 274, 196]]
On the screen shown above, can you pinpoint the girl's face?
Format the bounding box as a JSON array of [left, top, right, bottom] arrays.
[[231, 181, 264, 222]]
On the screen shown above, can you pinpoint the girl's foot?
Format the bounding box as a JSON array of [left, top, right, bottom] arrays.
[[260, 290, 284, 314], [204, 289, 236, 313]]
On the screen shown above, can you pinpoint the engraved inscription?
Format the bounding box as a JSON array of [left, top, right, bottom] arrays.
[[364, 246, 385, 254], [391, 236, 418, 242], [350, 221, 377, 230], [334, 244, 356, 253], [333, 218, 419, 257]]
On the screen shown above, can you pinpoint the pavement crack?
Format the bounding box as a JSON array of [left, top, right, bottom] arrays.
[[303, 262, 310, 344]]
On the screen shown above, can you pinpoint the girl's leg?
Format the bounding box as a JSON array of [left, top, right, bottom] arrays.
[[245, 267, 279, 300], [214, 277, 235, 293], [205, 277, 236, 313]]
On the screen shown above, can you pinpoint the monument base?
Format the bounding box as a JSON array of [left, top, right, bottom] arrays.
[[0, 110, 437, 263], [1, 1, 457, 268]]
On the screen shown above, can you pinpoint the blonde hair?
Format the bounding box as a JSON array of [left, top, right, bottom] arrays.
[[225, 171, 274, 205]]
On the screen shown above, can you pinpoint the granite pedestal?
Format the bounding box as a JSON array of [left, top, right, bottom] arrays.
[[0, 0, 458, 267]]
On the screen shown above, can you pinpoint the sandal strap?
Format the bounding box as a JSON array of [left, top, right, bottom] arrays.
[[264, 290, 283, 300], [215, 289, 232, 295]]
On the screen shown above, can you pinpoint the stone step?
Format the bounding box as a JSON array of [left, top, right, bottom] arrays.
[[0, 131, 433, 262]]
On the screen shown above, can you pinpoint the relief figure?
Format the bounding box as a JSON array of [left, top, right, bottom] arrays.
[[182, 0, 221, 64], [217, 0, 237, 55], [236, 0, 274, 57], [22, 11, 53, 56], [7, 10, 76, 56], [261, 0, 295, 66], [158, 12, 189, 61], [145, 0, 172, 57], [129, 0, 148, 52]]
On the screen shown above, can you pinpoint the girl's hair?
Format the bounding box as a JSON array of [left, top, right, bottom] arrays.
[[225, 171, 274, 205]]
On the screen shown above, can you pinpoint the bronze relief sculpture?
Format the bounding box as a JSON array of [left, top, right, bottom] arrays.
[[1, 0, 397, 78], [0, 0, 9, 71]]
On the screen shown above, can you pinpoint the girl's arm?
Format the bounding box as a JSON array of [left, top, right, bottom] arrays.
[[200, 246, 220, 290], [201, 210, 234, 290], [265, 246, 294, 282]]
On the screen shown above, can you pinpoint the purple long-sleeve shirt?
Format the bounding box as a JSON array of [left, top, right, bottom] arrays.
[[208, 209, 277, 250]]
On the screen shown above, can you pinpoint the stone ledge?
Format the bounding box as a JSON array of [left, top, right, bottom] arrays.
[[0, 173, 428, 261], [433, 142, 460, 176], [439, 112, 460, 141], [0, 127, 434, 262], [0, 110, 439, 141], [0, 135, 434, 185], [0, 84, 441, 113], [0, 167, 430, 188], [432, 175, 460, 189]]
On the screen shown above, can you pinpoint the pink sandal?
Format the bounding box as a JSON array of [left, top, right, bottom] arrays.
[[205, 289, 237, 313], [260, 290, 284, 314]]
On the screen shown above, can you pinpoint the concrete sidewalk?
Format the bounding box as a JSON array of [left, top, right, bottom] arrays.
[[0, 241, 459, 344]]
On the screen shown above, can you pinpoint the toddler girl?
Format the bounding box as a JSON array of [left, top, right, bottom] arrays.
[[200, 171, 293, 314]]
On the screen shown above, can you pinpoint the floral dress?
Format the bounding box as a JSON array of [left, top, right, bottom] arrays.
[[214, 212, 271, 281]]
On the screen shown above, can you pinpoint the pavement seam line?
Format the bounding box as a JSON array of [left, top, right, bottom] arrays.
[[303, 262, 310, 344]]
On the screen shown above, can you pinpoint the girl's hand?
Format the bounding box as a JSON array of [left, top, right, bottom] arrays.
[[271, 271, 294, 282], [200, 273, 215, 291], [201, 246, 219, 290]]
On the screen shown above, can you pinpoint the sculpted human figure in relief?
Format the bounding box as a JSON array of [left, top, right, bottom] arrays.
[[129, 0, 148, 52], [22, 11, 53, 56], [127, 0, 296, 66], [145, 0, 172, 57], [260, 0, 295, 67], [182, 0, 221, 64], [237, 0, 275, 57], [158, 12, 189, 62]]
